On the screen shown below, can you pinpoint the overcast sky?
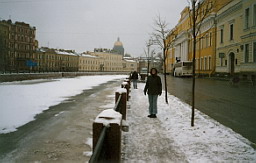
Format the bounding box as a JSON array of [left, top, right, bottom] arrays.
[[0, 0, 189, 57]]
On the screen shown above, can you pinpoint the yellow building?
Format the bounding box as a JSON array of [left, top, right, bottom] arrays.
[[190, 0, 232, 76], [166, 7, 190, 74], [36, 48, 79, 72], [78, 53, 102, 72], [90, 50, 123, 72], [166, 0, 233, 76]]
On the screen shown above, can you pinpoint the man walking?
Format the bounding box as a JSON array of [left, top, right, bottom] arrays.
[[131, 71, 139, 89]]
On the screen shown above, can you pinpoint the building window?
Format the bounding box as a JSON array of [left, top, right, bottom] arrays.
[[245, 8, 250, 29], [220, 29, 224, 43], [200, 57, 203, 70], [254, 4, 256, 26], [245, 44, 249, 63], [209, 32, 212, 46], [206, 34, 209, 47], [209, 56, 211, 70], [204, 57, 208, 70], [253, 42, 256, 62], [230, 24, 234, 40], [220, 57, 224, 66]]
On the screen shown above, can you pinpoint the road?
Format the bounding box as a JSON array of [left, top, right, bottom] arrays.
[[164, 75, 256, 144]]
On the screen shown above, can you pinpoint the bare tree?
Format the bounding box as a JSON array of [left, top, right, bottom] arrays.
[[152, 15, 174, 104], [189, 0, 214, 126]]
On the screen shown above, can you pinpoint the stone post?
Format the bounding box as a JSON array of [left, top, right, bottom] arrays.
[[115, 88, 127, 120], [92, 109, 122, 162]]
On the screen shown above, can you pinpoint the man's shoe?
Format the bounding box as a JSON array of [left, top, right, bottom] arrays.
[[151, 114, 157, 118], [147, 115, 153, 118]]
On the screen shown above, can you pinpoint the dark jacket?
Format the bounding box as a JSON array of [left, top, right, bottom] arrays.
[[144, 73, 162, 95], [131, 71, 139, 80]]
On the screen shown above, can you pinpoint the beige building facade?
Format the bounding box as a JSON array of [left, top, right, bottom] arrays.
[[90, 51, 123, 72], [216, 0, 243, 75], [240, 0, 256, 74], [216, 0, 256, 76], [79, 54, 102, 72]]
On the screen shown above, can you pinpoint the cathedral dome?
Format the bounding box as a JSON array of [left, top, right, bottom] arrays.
[[114, 38, 123, 46], [112, 37, 124, 55]]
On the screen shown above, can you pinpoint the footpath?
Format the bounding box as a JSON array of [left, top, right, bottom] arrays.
[[123, 82, 256, 162]]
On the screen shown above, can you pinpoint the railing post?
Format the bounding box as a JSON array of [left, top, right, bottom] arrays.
[[115, 88, 127, 120], [124, 78, 131, 87], [92, 109, 122, 162], [121, 82, 130, 101]]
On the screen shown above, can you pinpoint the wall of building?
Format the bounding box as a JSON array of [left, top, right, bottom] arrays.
[[0, 20, 37, 73]]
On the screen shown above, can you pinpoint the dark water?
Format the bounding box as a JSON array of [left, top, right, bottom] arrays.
[[165, 75, 256, 144]]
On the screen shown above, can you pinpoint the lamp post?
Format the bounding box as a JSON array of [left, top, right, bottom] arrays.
[[146, 39, 153, 76]]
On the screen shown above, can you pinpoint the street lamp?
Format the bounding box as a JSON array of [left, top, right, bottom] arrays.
[[146, 39, 153, 76]]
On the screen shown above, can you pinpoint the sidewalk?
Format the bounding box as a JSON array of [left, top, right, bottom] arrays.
[[123, 83, 256, 162]]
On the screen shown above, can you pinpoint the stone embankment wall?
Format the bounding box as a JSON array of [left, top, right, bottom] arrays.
[[0, 72, 127, 82]]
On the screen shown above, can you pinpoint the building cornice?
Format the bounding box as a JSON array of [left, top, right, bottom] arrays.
[[241, 32, 256, 39], [217, 42, 241, 51], [216, 1, 242, 21]]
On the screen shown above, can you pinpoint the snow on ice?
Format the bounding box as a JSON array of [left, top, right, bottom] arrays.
[[0, 75, 127, 133]]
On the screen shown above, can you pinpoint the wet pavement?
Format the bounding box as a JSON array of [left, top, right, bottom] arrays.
[[164, 75, 256, 144]]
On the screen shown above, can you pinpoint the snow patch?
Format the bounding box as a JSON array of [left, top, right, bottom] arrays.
[[83, 151, 92, 157], [85, 138, 93, 149], [95, 109, 122, 127], [116, 88, 127, 94], [54, 111, 65, 117]]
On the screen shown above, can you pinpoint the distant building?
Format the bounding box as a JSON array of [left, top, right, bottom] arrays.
[[35, 47, 79, 72], [112, 37, 124, 56], [90, 51, 123, 72], [0, 19, 37, 73], [79, 53, 102, 72]]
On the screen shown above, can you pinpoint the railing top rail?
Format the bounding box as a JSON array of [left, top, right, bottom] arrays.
[[89, 126, 108, 163], [113, 94, 122, 112]]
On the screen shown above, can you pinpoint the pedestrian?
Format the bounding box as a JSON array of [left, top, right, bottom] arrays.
[[144, 68, 162, 118], [131, 71, 139, 89]]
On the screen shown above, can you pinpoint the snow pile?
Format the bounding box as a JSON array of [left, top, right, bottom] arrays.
[[95, 109, 122, 127], [116, 88, 127, 94], [124, 83, 256, 162], [0, 75, 127, 134]]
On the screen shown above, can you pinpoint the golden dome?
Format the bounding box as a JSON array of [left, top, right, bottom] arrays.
[[114, 37, 123, 47]]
